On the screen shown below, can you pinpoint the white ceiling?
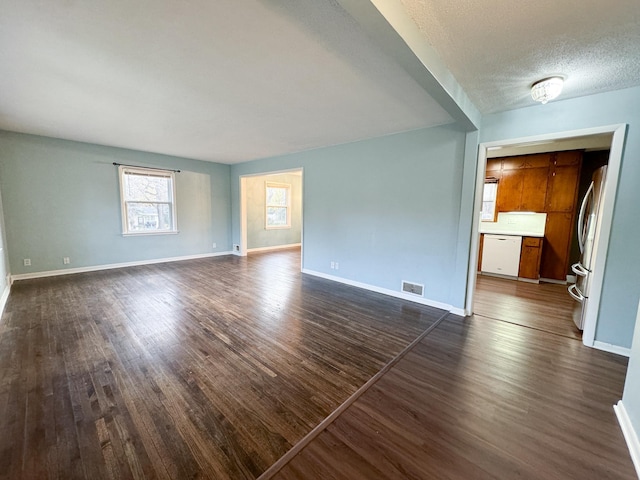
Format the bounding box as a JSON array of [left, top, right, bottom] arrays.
[[0, 0, 452, 164], [1, 1, 639, 164]]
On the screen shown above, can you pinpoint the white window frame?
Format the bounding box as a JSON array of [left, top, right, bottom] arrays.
[[118, 166, 178, 236], [481, 180, 498, 221], [265, 182, 291, 230]]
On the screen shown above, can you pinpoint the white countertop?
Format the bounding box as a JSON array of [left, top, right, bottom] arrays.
[[479, 229, 544, 238]]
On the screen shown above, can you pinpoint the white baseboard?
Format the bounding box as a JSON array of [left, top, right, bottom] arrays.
[[11, 251, 233, 282], [614, 401, 640, 478], [247, 243, 301, 253], [302, 269, 455, 313], [593, 341, 631, 357]]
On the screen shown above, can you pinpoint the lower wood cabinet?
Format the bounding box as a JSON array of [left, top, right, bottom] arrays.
[[518, 237, 543, 280]]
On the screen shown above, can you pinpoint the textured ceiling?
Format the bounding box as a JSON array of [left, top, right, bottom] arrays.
[[0, 0, 452, 164], [400, 0, 640, 113]]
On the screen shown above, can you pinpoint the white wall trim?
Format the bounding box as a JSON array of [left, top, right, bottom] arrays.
[[11, 251, 233, 282], [247, 243, 301, 253], [302, 269, 454, 313], [593, 341, 631, 357], [0, 283, 10, 317], [614, 401, 640, 478]]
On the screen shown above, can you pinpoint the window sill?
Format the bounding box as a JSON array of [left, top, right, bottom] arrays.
[[265, 226, 291, 230], [122, 231, 179, 237]]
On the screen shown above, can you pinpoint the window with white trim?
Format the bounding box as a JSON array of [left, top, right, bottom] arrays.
[[265, 182, 290, 229], [481, 180, 498, 221], [119, 166, 177, 235]]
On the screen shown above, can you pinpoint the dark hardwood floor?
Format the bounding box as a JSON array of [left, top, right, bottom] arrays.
[[0, 248, 445, 479], [474, 273, 582, 339], [1, 249, 634, 479], [273, 314, 635, 480]]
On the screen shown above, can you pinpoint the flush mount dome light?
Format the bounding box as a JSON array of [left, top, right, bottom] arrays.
[[531, 77, 564, 104]]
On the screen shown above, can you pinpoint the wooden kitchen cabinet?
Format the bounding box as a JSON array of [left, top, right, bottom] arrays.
[[494, 155, 549, 212], [520, 168, 549, 211], [495, 169, 524, 212], [519, 237, 544, 280], [546, 157, 582, 212], [541, 151, 582, 280], [540, 212, 574, 280]]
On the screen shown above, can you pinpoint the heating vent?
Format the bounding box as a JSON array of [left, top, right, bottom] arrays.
[[401, 281, 424, 296]]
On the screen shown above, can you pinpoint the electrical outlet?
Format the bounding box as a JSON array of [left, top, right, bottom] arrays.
[[330, 261, 335, 269], [63, 257, 70, 265], [212, 242, 217, 249], [335, 262, 339, 270], [23, 258, 31, 267]]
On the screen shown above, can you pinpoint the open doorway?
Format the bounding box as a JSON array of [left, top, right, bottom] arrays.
[[466, 124, 626, 350], [239, 168, 303, 267]]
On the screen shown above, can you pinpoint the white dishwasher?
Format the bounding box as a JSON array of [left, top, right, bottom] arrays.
[[481, 234, 522, 277]]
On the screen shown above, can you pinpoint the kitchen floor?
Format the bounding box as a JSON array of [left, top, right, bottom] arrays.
[[474, 274, 581, 340]]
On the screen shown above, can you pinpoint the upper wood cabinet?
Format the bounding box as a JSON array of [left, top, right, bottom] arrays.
[[495, 169, 524, 212], [491, 155, 549, 212], [546, 152, 582, 213], [520, 167, 549, 211]]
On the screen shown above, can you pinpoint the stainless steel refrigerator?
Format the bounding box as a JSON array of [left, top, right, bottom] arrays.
[[568, 165, 607, 330]]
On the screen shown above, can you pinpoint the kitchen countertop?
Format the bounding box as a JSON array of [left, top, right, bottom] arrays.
[[479, 229, 544, 238], [479, 213, 547, 238]]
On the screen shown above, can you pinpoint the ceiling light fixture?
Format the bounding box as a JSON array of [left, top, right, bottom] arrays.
[[531, 77, 564, 104]]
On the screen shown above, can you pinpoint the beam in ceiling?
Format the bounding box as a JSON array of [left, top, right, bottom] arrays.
[[336, 0, 481, 131]]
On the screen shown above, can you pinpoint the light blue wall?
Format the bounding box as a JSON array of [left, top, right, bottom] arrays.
[[481, 85, 640, 348], [623, 300, 640, 445], [231, 125, 469, 308], [0, 131, 231, 275], [246, 173, 302, 249]]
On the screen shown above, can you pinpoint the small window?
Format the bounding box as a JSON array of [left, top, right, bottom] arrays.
[[481, 180, 498, 221], [265, 182, 290, 229], [119, 166, 177, 235]]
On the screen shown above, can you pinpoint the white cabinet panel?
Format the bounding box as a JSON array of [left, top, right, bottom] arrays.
[[481, 235, 522, 277]]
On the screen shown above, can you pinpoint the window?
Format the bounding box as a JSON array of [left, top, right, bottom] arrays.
[[265, 182, 290, 229], [481, 180, 498, 221], [119, 166, 177, 235]]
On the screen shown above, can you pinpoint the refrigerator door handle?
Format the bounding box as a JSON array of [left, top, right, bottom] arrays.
[[568, 284, 584, 302], [577, 181, 594, 253], [571, 262, 589, 276]]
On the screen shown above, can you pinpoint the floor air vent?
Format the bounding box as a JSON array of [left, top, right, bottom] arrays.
[[401, 281, 424, 296]]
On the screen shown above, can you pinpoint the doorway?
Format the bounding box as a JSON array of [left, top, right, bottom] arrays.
[[239, 168, 304, 268], [466, 124, 626, 349]]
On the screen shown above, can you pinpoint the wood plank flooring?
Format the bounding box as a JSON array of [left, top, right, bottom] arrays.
[[474, 274, 581, 339], [274, 314, 635, 480], [0, 248, 445, 479]]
